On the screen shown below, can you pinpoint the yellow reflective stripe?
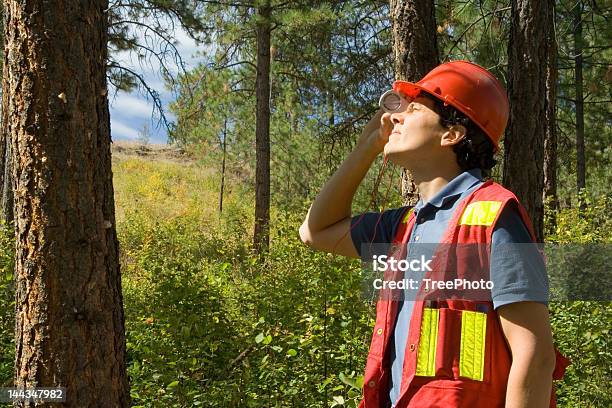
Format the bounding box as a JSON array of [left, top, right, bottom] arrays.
[[458, 201, 502, 226], [416, 308, 439, 377], [459, 310, 487, 381], [402, 208, 414, 224]]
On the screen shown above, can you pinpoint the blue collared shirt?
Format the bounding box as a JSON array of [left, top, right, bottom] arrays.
[[350, 168, 548, 407]]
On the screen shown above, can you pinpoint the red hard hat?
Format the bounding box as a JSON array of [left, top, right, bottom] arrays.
[[392, 60, 509, 151]]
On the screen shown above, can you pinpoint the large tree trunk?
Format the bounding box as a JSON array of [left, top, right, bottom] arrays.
[[253, 1, 272, 254], [504, 0, 555, 242], [389, 0, 439, 206], [543, 1, 558, 235], [573, 1, 586, 211], [4, 1, 129, 406]]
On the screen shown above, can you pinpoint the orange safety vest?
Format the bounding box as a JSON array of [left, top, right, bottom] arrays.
[[359, 180, 569, 408]]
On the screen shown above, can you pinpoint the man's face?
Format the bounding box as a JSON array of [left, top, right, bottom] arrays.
[[383, 94, 449, 163]]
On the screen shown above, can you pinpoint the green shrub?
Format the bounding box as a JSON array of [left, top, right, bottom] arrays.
[[0, 222, 14, 387], [119, 204, 373, 407], [547, 193, 611, 408]]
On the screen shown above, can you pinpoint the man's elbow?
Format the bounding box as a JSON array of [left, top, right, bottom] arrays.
[[299, 221, 314, 247], [517, 344, 556, 377], [537, 346, 557, 376]]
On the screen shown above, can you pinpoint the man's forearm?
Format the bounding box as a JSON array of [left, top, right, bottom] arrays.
[[505, 357, 554, 408], [306, 142, 379, 233], [499, 302, 556, 408]]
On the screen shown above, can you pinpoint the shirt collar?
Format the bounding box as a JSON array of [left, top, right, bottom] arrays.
[[415, 168, 483, 210]]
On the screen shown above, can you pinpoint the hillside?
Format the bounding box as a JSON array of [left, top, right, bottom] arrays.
[[111, 141, 194, 164]]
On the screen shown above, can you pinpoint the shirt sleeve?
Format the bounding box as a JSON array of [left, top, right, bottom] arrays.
[[350, 207, 408, 259], [490, 201, 549, 309]]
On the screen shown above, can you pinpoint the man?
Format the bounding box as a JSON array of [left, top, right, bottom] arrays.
[[299, 61, 567, 407]]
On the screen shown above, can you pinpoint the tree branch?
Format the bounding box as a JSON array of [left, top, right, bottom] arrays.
[[106, 62, 172, 134], [446, 7, 511, 60]]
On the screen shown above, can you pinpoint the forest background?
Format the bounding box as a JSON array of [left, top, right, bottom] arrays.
[[0, 0, 610, 407]]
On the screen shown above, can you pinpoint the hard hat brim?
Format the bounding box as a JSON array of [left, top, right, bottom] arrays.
[[391, 81, 423, 100]]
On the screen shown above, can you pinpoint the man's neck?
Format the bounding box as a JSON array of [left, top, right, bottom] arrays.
[[411, 166, 464, 203]]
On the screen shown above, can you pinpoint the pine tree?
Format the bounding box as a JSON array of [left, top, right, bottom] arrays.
[[254, 0, 272, 253], [543, 1, 558, 232], [3, 1, 129, 405], [504, 0, 556, 241]]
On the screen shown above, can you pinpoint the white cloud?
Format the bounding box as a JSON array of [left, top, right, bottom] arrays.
[[110, 93, 156, 119], [111, 120, 140, 141], [173, 30, 202, 68]]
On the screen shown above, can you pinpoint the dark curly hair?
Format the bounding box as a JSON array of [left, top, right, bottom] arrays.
[[420, 92, 497, 177]]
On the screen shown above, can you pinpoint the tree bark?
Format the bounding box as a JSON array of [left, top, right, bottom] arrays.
[[253, 1, 272, 254], [543, 1, 558, 235], [504, 0, 555, 242], [389, 0, 439, 206], [573, 1, 586, 212], [4, 1, 129, 406]]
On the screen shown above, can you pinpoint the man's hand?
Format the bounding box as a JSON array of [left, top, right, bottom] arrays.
[[498, 301, 556, 408], [356, 109, 393, 154]]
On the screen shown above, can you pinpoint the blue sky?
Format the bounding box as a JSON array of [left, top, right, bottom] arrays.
[[108, 27, 201, 145]]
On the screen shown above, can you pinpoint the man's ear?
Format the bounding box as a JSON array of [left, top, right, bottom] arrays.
[[440, 125, 466, 147]]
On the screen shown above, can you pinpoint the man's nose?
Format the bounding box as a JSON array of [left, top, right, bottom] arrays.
[[390, 111, 404, 124]]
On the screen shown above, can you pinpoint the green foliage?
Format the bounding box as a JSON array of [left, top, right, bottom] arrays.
[[547, 192, 612, 244], [121, 211, 374, 406], [546, 192, 611, 408], [114, 155, 373, 406], [550, 302, 611, 408], [436, 0, 511, 75], [0, 222, 14, 387]]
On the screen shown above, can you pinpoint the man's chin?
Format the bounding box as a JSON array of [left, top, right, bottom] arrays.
[[383, 146, 413, 166]]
